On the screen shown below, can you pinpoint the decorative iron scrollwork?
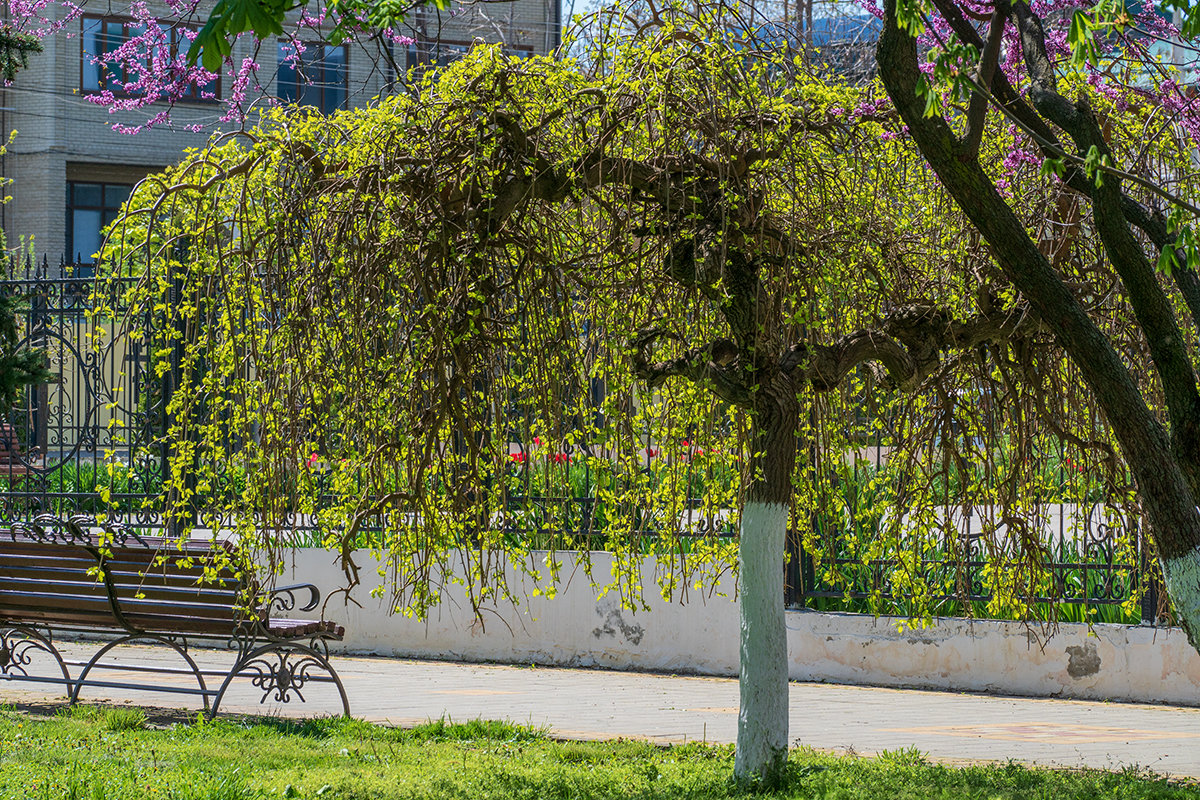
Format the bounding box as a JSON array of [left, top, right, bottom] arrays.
[[97, 517, 147, 547], [0, 626, 71, 686], [211, 640, 350, 718], [10, 514, 90, 544], [268, 583, 321, 614], [5, 513, 149, 546], [242, 649, 327, 705]]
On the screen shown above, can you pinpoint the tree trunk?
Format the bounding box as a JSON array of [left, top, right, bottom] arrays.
[[733, 379, 797, 787]]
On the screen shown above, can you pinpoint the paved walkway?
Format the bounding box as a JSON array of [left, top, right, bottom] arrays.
[[5, 641, 1200, 778]]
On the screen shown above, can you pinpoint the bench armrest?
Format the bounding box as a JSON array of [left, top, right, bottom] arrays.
[[268, 583, 321, 614]]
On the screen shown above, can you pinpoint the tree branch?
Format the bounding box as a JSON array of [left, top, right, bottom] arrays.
[[961, 2, 1008, 160], [780, 306, 1040, 392], [629, 329, 751, 407], [1012, 0, 1200, 478], [879, 0, 1200, 560]]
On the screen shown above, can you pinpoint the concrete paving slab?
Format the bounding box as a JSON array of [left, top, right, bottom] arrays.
[[4, 640, 1200, 778]]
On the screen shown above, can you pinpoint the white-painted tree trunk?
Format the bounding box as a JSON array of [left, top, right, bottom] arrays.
[[1162, 546, 1200, 650], [733, 500, 789, 785]]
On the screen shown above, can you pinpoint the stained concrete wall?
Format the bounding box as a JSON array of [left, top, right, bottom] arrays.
[[278, 548, 1200, 707]]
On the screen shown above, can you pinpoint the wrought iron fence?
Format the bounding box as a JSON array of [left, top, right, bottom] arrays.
[[0, 259, 167, 528], [0, 259, 1163, 624], [786, 499, 1159, 626]]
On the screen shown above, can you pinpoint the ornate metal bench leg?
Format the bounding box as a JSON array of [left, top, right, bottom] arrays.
[[211, 639, 349, 719], [70, 634, 209, 712], [0, 625, 72, 696]]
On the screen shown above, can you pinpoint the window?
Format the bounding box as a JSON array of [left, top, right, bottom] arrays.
[[81, 15, 218, 102], [278, 43, 348, 113], [406, 40, 472, 71], [67, 181, 133, 266], [405, 40, 533, 75]]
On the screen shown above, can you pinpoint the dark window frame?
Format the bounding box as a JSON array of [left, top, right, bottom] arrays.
[[80, 14, 221, 103], [66, 180, 134, 266], [277, 41, 350, 114]]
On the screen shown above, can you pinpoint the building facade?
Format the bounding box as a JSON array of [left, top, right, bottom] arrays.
[[1, 0, 560, 264]]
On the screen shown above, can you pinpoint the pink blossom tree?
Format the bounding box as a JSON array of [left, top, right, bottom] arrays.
[[0, 0, 427, 132], [875, 0, 1200, 648]]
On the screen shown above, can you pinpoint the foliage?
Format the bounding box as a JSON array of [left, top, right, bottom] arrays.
[[0, 289, 51, 415], [90, 3, 1190, 629], [0, 706, 1197, 799]]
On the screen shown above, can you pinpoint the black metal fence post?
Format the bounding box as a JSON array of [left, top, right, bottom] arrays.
[[28, 258, 49, 456], [163, 262, 199, 537], [1139, 521, 1161, 626]]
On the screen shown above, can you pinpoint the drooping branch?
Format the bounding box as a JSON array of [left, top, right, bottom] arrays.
[[879, 0, 1200, 562], [629, 328, 751, 408], [779, 305, 1040, 392], [928, 0, 1200, 324]]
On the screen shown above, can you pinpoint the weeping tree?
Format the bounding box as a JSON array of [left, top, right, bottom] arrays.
[[97, 4, 1172, 785]]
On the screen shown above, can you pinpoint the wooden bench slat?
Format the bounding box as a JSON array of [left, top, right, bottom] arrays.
[[2, 540, 236, 571], [0, 608, 120, 627], [2, 567, 241, 593], [0, 571, 238, 595], [0, 584, 243, 623], [109, 585, 240, 603], [266, 619, 324, 636], [1, 553, 238, 582], [1, 554, 226, 582], [0, 554, 97, 570], [0, 541, 97, 559], [0, 607, 235, 635], [0, 597, 240, 632], [0, 590, 114, 612], [121, 614, 243, 635], [0, 603, 113, 623]]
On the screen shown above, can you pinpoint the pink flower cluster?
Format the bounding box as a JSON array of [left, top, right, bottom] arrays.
[[856, 0, 1200, 158], [8, 0, 418, 131]]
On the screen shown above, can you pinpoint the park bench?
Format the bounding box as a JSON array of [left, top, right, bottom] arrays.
[[0, 514, 349, 717]]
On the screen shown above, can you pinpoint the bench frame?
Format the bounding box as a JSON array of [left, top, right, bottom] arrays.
[[0, 514, 350, 718]]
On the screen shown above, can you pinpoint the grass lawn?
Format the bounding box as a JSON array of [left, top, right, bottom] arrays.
[[0, 703, 1197, 799]]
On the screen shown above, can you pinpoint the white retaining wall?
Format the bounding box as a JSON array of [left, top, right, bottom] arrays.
[[279, 548, 1200, 706]]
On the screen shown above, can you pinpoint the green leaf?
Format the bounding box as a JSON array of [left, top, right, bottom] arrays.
[[1039, 156, 1066, 179], [1067, 11, 1097, 67], [1157, 245, 1178, 277]]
